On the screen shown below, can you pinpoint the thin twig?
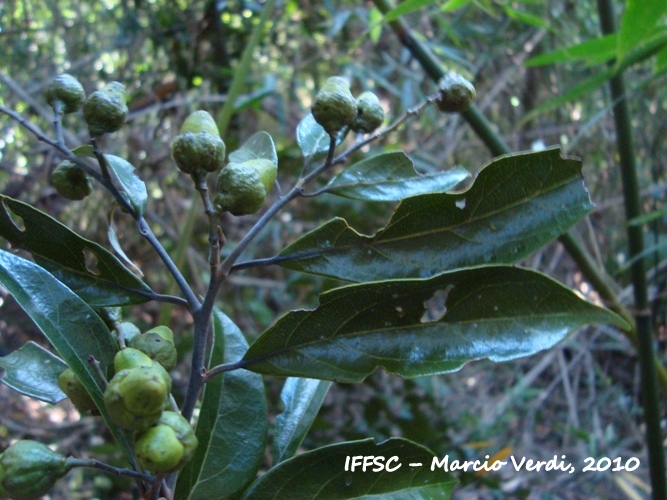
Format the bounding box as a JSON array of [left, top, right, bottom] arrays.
[[66, 457, 155, 483]]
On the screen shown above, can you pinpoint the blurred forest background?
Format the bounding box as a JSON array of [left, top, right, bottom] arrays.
[[0, 0, 665, 498]]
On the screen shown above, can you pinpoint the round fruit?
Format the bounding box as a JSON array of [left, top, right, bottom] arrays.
[[312, 76, 357, 135], [145, 326, 175, 345], [214, 162, 267, 216], [171, 132, 226, 174], [103, 366, 171, 431], [129, 332, 177, 371], [180, 110, 219, 136], [45, 74, 85, 114], [0, 440, 70, 499], [243, 158, 277, 193], [350, 91, 384, 133], [83, 81, 128, 137], [435, 72, 476, 113], [114, 347, 154, 373], [134, 425, 184, 473], [57, 368, 98, 415], [51, 160, 94, 201]]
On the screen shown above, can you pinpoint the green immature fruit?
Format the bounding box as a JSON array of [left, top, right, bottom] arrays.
[[214, 162, 267, 216], [45, 74, 85, 114], [116, 321, 141, 344], [135, 411, 198, 472], [171, 110, 226, 174], [312, 76, 357, 134], [57, 368, 98, 415], [129, 332, 177, 371], [51, 160, 94, 200], [145, 325, 175, 344], [244, 158, 278, 193], [0, 440, 70, 500], [350, 91, 384, 134], [104, 366, 171, 431], [435, 72, 476, 113], [83, 81, 128, 136], [114, 347, 154, 373]]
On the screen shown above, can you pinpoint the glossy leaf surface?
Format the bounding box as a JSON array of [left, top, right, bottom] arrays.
[[296, 113, 345, 158], [176, 309, 267, 500], [0, 341, 67, 404], [272, 378, 332, 464], [243, 265, 629, 383], [323, 151, 469, 201], [228, 131, 278, 166], [0, 250, 134, 457], [279, 148, 591, 282], [243, 438, 457, 499], [0, 196, 150, 306]]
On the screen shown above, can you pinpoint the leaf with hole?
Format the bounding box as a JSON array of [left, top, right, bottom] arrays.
[[176, 309, 267, 500], [278, 148, 591, 282], [0, 341, 68, 404], [322, 151, 469, 201], [242, 265, 629, 382], [242, 438, 457, 499], [0, 196, 151, 306]]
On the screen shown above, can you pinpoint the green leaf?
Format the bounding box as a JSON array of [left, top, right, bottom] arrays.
[[73, 147, 147, 216], [278, 148, 591, 282], [525, 34, 617, 67], [503, 5, 550, 29], [242, 265, 630, 383], [242, 438, 457, 499], [617, 0, 667, 61], [0, 195, 151, 306], [441, 0, 473, 13], [104, 155, 148, 216], [0, 250, 134, 458], [296, 114, 343, 158], [323, 152, 469, 201], [0, 341, 67, 404], [228, 131, 278, 166], [176, 309, 267, 500], [272, 378, 332, 465], [369, 7, 383, 44], [382, 0, 439, 22]]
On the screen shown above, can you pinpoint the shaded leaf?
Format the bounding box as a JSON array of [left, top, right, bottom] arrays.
[[243, 265, 629, 383], [176, 309, 267, 500], [272, 378, 332, 465], [228, 131, 278, 166], [0, 341, 67, 404], [0, 250, 134, 458], [243, 438, 457, 499], [0, 195, 151, 306], [383, 0, 439, 22], [279, 148, 591, 282], [107, 204, 143, 277], [323, 151, 469, 201]]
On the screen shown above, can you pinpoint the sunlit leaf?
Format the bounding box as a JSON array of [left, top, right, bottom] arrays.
[[383, 0, 439, 22], [243, 265, 630, 382], [0, 341, 67, 404]]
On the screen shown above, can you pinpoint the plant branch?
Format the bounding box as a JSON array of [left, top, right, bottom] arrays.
[[66, 457, 155, 483]]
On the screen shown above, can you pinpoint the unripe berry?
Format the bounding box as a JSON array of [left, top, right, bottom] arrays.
[[171, 110, 226, 174], [114, 347, 154, 373], [45, 74, 86, 114], [134, 411, 198, 473], [350, 91, 384, 133], [145, 325, 175, 344], [83, 82, 128, 137], [312, 76, 357, 135], [57, 368, 98, 415], [0, 440, 70, 499], [129, 332, 177, 372], [214, 162, 268, 216], [435, 72, 476, 113], [51, 160, 94, 201]]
